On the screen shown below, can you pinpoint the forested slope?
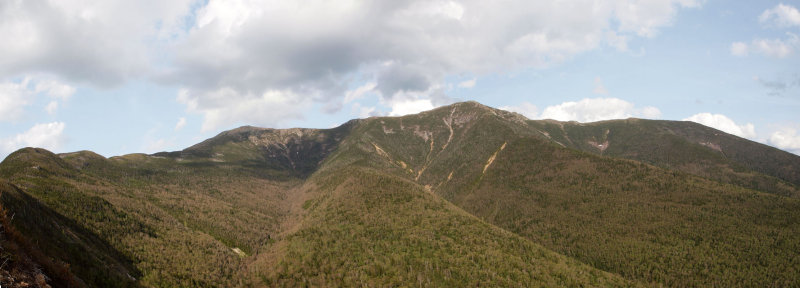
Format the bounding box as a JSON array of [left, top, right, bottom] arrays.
[[1, 101, 798, 287]]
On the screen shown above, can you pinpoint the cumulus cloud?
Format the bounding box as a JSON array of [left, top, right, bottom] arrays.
[[0, 76, 75, 121], [45, 101, 59, 115], [759, 4, 800, 28], [388, 99, 435, 116], [160, 0, 699, 129], [0, 0, 193, 86], [37, 78, 76, 114], [752, 35, 798, 58], [502, 98, 660, 122], [538, 98, 661, 122], [177, 87, 312, 132], [730, 42, 749, 56], [35, 79, 76, 100], [768, 126, 800, 155], [613, 0, 701, 37], [175, 117, 187, 131], [344, 82, 378, 104], [0, 0, 701, 130], [732, 34, 799, 59], [0, 78, 32, 122], [350, 103, 379, 118], [683, 113, 756, 139], [500, 102, 538, 119], [733, 4, 800, 59], [458, 78, 476, 89], [1, 122, 66, 157]]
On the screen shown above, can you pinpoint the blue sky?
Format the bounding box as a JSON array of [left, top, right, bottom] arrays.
[[1, 0, 799, 159]]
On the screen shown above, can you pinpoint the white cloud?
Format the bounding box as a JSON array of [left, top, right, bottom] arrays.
[[177, 87, 312, 132], [35, 79, 76, 100], [45, 101, 59, 115], [730, 42, 749, 56], [351, 103, 379, 118], [388, 99, 435, 116], [770, 129, 800, 149], [0, 0, 193, 86], [612, 0, 701, 38], [759, 4, 800, 28], [768, 126, 800, 155], [38, 78, 75, 115], [0, 76, 76, 121], [732, 34, 800, 58], [344, 82, 377, 103], [752, 36, 797, 58], [733, 4, 800, 59], [641, 106, 662, 118], [2, 122, 66, 156], [593, 77, 609, 95], [0, 1, 701, 129], [175, 117, 187, 131], [613, 0, 702, 37], [406, 1, 465, 21], [538, 98, 661, 122], [0, 78, 32, 122], [683, 113, 756, 139], [500, 102, 538, 119], [458, 78, 476, 89], [164, 0, 699, 128], [605, 30, 629, 51]]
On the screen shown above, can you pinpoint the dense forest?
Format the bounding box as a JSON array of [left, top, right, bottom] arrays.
[[1, 101, 798, 287]]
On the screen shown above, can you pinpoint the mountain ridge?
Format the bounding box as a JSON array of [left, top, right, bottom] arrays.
[[1, 101, 799, 287]]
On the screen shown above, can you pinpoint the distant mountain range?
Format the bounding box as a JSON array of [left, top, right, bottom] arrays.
[[1, 101, 798, 287]]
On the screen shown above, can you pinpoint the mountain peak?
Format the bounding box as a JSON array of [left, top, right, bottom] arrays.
[[0, 147, 76, 177], [2, 101, 800, 287], [442, 100, 495, 112], [225, 125, 269, 134]]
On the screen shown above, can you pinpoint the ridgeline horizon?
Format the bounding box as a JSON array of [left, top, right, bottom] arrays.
[[1, 100, 798, 287]]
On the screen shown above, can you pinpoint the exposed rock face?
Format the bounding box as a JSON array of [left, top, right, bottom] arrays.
[[699, 141, 723, 153], [588, 140, 609, 153]]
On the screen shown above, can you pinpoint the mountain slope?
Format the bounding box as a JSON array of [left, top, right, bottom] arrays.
[[352, 102, 800, 286], [1, 147, 296, 286], [526, 118, 800, 197], [0, 115, 633, 287], [0, 101, 798, 287], [251, 165, 633, 286], [0, 149, 140, 288]]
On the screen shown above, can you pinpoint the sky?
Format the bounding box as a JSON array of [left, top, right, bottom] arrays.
[[1, 0, 800, 159]]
